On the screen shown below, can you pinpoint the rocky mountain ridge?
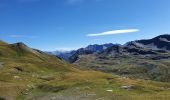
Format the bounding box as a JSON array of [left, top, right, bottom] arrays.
[[70, 34, 170, 63]]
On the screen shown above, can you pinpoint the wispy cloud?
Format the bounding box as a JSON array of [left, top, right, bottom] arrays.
[[9, 35, 38, 39], [9, 35, 25, 38], [87, 29, 140, 37]]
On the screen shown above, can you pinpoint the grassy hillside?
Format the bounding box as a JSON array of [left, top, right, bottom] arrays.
[[0, 41, 170, 100]]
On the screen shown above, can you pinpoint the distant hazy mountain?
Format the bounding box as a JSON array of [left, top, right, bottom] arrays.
[[47, 43, 114, 61], [83, 43, 114, 52], [46, 50, 76, 61]]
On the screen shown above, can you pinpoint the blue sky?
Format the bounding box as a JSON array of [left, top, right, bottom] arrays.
[[0, 0, 170, 51]]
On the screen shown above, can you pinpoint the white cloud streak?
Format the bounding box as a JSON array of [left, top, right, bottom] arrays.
[[9, 35, 38, 39], [9, 35, 24, 38], [87, 29, 140, 37]]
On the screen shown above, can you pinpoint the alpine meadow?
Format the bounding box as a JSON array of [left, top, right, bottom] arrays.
[[0, 0, 170, 100]]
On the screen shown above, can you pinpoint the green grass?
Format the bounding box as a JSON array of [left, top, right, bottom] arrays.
[[16, 71, 170, 100], [74, 54, 170, 82]]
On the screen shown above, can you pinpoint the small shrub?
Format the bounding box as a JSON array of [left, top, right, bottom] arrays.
[[0, 97, 5, 100]]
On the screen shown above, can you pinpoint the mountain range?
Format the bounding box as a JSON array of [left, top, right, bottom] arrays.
[[68, 34, 170, 82], [48, 34, 170, 63], [47, 43, 114, 61], [68, 34, 170, 62]]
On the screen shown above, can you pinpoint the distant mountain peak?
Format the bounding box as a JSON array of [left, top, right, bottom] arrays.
[[125, 34, 170, 51], [13, 42, 28, 47], [11, 42, 29, 50], [9, 42, 42, 56]]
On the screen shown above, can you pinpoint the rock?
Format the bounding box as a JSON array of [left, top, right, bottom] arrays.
[[121, 85, 133, 90], [106, 90, 113, 92], [13, 76, 20, 79]]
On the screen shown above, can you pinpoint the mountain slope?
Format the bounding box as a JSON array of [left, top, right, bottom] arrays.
[[0, 41, 80, 100]]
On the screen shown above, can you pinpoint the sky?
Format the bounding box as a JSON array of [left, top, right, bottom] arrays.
[[0, 0, 170, 51]]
